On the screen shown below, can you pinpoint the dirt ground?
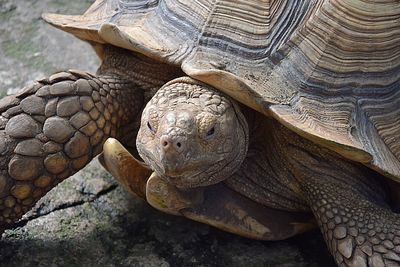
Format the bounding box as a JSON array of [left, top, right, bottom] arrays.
[[0, 1, 335, 266]]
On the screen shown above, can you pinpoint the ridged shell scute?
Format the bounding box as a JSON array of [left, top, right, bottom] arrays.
[[43, 0, 400, 180]]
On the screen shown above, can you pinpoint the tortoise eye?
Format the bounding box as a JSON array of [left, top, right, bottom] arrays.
[[147, 121, 155, 133], [204, 124, 218, 139], [206, 127, 215, 137]]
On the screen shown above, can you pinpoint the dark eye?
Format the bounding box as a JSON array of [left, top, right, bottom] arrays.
[[206, 127, 215, 137], [147, 121, 155, 133]]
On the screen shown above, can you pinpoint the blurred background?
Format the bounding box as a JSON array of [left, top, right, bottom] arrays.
[[0, 1, 334, 266]]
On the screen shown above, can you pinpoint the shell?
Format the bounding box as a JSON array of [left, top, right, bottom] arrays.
[[43, 0, 400, 181]]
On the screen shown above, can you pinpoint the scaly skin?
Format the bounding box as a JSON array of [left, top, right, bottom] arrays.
[[138, 78, 400, 267], [0, 45, 183, 233], [137, 77, 249, 189], [0, 70, 143, 232]]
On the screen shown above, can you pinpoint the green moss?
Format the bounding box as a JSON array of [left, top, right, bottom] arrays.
[[1, 24, 54, 73], [3, 25, 38, 58]]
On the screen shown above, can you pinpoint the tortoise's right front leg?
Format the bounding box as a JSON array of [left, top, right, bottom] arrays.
[[0, 70, 143, 231]]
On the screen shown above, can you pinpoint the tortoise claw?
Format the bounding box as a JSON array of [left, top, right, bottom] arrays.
[[100, 138, 151, 199]]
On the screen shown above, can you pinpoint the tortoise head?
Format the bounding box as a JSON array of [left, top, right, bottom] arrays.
[[137, 77, 249, 189]]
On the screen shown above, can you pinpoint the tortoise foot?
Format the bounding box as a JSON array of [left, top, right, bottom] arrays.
[[0, 70, 142, 229], [305, 178, 400, 267]]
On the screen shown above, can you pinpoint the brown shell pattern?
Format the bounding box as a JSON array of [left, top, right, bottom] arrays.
[[43, 0, 400, 180]]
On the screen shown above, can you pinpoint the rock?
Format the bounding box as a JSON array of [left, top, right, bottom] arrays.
[[0, 160, 335, 267]]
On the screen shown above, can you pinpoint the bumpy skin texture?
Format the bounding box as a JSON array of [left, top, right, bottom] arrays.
[[137, 77, 249, 189], [0, 70, 143, 231], [277, 124, 400, 267], [139, 79, 400, 267]]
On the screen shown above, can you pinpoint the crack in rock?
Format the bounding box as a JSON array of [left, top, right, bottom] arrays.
[[11, 184, 118, 229]]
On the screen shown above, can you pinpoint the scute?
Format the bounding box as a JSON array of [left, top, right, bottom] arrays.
[[43, 0, 400, 180]]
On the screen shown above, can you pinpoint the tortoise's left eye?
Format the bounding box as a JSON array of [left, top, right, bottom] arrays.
[[206, 127, 215, 137], [204, 124, 218, 139]]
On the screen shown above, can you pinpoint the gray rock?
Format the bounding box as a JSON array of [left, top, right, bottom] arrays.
[[0, 0, 335, 266]]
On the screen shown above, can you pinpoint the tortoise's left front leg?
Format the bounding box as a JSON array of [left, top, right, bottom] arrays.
[[299, 162, 400, 267]]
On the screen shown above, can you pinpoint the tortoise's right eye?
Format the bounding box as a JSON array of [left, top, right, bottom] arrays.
[[147, 121, 155, 134]]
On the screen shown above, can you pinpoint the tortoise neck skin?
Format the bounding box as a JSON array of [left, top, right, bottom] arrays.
[[227, 108, 390, 212], [98, 46, 183, 102]]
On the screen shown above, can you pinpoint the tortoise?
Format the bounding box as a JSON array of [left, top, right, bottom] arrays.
[[0, 0, 399, 266]]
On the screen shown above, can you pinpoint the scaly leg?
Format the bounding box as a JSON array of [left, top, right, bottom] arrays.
[[297, 160, 400, 266], [0, 70, 143, 232]]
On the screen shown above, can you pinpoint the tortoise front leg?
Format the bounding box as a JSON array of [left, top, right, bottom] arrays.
[[0, 70, 143, 232], [302, 171, 400, 266]]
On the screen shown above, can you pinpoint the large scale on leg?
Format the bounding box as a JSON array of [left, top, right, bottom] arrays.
[[0, 1, 399, 266]]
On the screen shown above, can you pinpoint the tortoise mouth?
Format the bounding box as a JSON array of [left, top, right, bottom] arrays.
[[156, 165, 215, 189]]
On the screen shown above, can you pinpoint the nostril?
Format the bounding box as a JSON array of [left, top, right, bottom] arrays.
[[161, 136, 170, 148], [160, 135, 184, 153]]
